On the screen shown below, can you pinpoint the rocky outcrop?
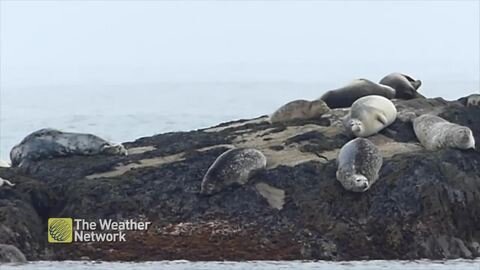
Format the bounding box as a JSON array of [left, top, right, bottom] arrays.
[[0, 97, 479, 261], [0, 244, 27, 263]]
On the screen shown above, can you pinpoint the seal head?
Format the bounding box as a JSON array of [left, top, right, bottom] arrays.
[[379, 72, 424, 99]]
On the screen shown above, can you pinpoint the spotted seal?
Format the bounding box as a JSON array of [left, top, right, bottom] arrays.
[[413, 114, 475, 151], [201, 148, 267, 195], [336, 138, 383, 192], [270, 99, 330, 123], [10, 128, 127, 167]]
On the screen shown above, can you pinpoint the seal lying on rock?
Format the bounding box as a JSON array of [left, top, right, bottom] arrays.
[[413, 114, 475, 151], [10, 128, 127, 167], [336, 138, 383, 192], [0, 244, 27, 264], [320, 79, 396, 108], [343, 95, 397, 137], [270, 99, 330, 123], [379, 72, 424, 99], [0, 178, 15, 188], [201, 148, 267, 195]]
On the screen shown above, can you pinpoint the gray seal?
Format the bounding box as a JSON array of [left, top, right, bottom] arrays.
[[270, 99, 330, 123], [320, 79, 396, 109], [0, 244, 27, 264], [201, 148, 267, 195], [10, 128, 128, 167], [413, 114, 475, 151], [336, 138, 383, 192], [343, 95, 397, 137], [379, 72, 425, 99]]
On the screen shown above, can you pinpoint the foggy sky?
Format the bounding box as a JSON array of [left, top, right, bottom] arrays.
[[1, 1, 479, 87]]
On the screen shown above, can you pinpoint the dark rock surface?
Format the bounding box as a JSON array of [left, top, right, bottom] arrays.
[[0, 97, 479, 261], [0, 244, 27, 263]]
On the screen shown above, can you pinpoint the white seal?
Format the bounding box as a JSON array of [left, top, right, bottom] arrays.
[[413, 114, 475, 151], [336, 138, 383, 192], [343, 95, 397, 137], [270, 99, 330, 123], [201, 148, 267, 195]]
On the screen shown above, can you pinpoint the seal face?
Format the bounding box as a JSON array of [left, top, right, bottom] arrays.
[[201, 148, 267, 195], [320, 79, 396, 109], [343, 95, 397, 137], [10, 128, 128, 167], [379, 72, 424, 99], [413, 114, 476, 151], [467, 94, 480, 107], [270, 99, 330, 123], [336, 138, 383, 192]]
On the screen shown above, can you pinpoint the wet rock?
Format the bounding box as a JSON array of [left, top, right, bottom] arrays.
[[0, 244, 27, 263]]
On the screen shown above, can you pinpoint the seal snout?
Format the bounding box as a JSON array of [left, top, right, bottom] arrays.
[[354, 175, 369, 191]]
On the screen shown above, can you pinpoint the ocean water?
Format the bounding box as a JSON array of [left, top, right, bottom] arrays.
[[0, 81, 478, 161], [2, 260, 480, 270]]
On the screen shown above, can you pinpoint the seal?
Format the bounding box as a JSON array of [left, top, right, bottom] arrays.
[[379, 72, 425, 99], [201, 148, 267, 195], [0, 178, 15, 188], [336, 138, 383, 192], [320, 79, 396, 109], [0, 244, 27, 264], [467, 94, 480, 107], [270, 99, 330, 123], [413, 114, 475, 151], [343, 95, 397, 137], [10, 128, 128, 167]]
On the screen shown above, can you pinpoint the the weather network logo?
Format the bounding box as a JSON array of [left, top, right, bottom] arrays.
[[48, 218, 73, 243], [47, 217, 151, 243]]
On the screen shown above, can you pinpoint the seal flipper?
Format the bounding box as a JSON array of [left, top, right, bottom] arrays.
[[376, 113, 388, 125], [401, 73, 422, 90]]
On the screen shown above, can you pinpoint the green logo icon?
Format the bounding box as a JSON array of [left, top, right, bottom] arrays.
[[48, 218, 73, 243]]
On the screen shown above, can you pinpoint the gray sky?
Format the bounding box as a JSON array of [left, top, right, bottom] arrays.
[[1, 1, 479, 87]]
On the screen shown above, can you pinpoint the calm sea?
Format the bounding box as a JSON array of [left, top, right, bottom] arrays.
[[2, 260, 480, 270]]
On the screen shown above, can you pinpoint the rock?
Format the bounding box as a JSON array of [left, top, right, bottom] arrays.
[[0, 244, 27, 263], [1, 96, 480, 261], [255, 183, 285, 210]]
